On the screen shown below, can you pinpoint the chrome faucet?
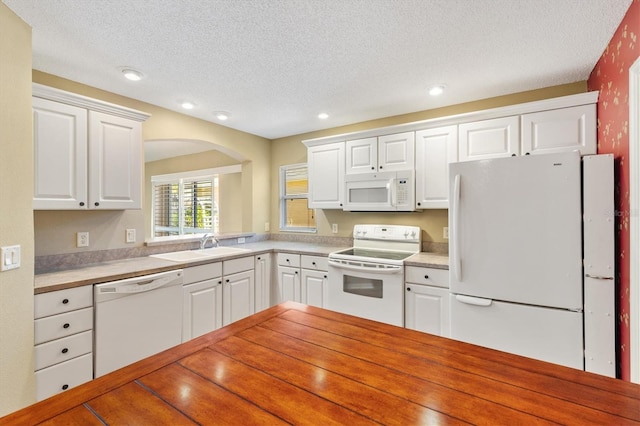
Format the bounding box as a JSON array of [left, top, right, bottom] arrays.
[[199, 233, 219, 250]]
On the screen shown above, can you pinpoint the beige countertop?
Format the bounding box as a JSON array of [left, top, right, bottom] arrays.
[[35, 241, 449, 294]]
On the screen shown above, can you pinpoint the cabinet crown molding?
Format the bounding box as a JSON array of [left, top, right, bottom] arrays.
[[303, 91, 599, 147], [33, 83, 151, 122]]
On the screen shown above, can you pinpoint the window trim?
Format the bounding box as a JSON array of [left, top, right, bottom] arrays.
[[279, 163, 316, 233]]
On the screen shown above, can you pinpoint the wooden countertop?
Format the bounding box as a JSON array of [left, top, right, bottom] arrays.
[[3, 302, 638, 425]]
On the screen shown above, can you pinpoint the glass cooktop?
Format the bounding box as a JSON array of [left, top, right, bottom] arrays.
[[331, 248, 415, 261]]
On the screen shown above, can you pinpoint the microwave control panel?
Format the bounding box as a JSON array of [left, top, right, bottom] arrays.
[[396, 178, 409, 207]]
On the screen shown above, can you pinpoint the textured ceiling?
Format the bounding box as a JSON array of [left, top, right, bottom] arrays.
[[3, 0, 632, 140]]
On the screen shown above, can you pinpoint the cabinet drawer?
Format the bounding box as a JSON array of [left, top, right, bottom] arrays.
[[301, 255, 328, 271], [183, 262, 222, 284], [405, 266, 449, 288], [34, 307, 93, 345], [223, 256, 254, 275], [35, 286, 93, 319], [277, 253, 301, 268], [34, 330, 93, 371], [35, 353, 93, 402]]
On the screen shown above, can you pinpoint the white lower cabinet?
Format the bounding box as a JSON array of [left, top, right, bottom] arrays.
[[276, 253, 301, 303], [222, 257, 255, 326], [34, 286, 93, 401], [404, 267, 450, 337], [182, 263, 223, 342], [255, 253, 272, 311], [300, 255, 328, 308]]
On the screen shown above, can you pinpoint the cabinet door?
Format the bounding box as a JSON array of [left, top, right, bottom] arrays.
[[32, 97, 88, 210], [88, 111, 142, 209], [301, 269, 327, 308], [378, 131, 415, 172], [521, 104, 596, 156], [223, 270, 255, 326], [346, 137, 377, 174], [415, 126, 457, 209], [307, 142, 345, 209], [254, 254, 272, 312], [405, 284, 450, 337], [182, 279, 223, 342], [458, 116, 519, 161], [276, 265, 300, 303]]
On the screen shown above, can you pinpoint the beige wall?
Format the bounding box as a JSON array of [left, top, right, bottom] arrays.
[[270, 81, 588, 243], [144, 149, 243, 238], [0, 3, 36, 415], [32, 71, 271, 256]]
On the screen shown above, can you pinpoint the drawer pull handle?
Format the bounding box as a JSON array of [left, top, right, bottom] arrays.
[[312, 262, 316, 265], [424, 275, 429, 279], [62, 299, 69, 305], [62, 384, 69, 390], [61, 348, 69, 354], [63, 323, 70, 329]]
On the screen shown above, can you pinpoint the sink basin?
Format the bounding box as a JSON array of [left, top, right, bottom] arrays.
[[151, 247, 251, 262]]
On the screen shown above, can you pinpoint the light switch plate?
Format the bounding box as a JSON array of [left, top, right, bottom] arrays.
[[1, 245, 21, 271], [126, 229, 136, 243]]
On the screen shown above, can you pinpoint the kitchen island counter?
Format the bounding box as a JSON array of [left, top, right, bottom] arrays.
[[2, 302, 638, 425]]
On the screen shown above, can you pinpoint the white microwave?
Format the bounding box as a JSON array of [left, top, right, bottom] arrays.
[[343, 170, 415, 211]]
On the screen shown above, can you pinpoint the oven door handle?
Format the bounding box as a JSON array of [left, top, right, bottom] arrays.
[[328, 259, 403, 274]]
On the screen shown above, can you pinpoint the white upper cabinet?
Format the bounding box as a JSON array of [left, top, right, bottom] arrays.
[[346, 132, 415, 174], [521, 104, 596, 156], [415, 126, 457, 209], [88, 111, 142, 209], [32, 84, 149, 210], [33, 97, 88, 209], [458, 116, 520, 161], [307, 141, 345, 209]]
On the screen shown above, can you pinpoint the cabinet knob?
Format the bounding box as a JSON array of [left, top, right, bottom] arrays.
[[511, 154, 516, 157], [424, 275, 429, 279], [525, 152, 530, 155], [371, 166, 375, 170], [61, 348, 69, 354], [417, 202, 421, 206], [63, 323, 70, 329], [406, 287, 411, 291], [257, 257, 261, 260], [295, 271, 298, 274], [312, 262, 316, 265], [225, 279, 230, 283], [61, 384, 69, 391], [379, 165, 383, 169], [79, 202, 85, 207], [218, 280, 222, 284], [324, 275, 327, 279], [62, 298, 69, 305], [94, 202, 100, 207]]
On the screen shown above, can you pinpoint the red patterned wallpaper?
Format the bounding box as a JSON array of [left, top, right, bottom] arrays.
[[587, 0, 639, 381]]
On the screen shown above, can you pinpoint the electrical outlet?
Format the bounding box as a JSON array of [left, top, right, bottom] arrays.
[[77, 232, 89, 247], [238, 237, 246, 244], [126, 229, 136, 243], [265, 222, 270, 232], [443, 227, 449, 240], [332, 223, 338, 233]]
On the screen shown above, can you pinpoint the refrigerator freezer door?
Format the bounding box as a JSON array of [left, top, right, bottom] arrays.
[[449, 152, 583, 309], [450, 294, 584, 369]]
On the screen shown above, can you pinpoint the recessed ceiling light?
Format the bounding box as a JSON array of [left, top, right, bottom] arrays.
[[181, 101, 195, 110], [427, 84, 446, 96], [214, 111, 230, 121], [318, 112, 329, 120], [120, 68, 144, 81]]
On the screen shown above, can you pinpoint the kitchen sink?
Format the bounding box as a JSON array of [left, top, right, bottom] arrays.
[[150, 247, 251, 262]]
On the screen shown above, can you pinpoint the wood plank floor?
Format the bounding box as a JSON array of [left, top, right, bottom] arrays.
[[3, 302, 640, 425]]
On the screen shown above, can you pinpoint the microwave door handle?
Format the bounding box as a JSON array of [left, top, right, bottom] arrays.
[[388, 182, 395, 207]]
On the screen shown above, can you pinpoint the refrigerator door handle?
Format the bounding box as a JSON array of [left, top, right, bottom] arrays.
[[452, 174, 462, 282], [585, 274, 614, 280], [455, 294, 492, 307]]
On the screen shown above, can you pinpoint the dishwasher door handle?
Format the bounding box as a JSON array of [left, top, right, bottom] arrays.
[[97, 274, 179, 294]]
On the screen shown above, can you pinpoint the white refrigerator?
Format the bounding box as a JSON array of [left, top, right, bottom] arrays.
[[448, 151, 615, 374]]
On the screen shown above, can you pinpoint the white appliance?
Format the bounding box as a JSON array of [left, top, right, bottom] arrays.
[[327, 224, 420, 326], [448, 151, 615, 375], [94, 270, 183, 377], [344, 171, 415, 211]]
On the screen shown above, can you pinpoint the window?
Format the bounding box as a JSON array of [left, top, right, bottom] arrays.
[[280, 163, 316, 232], [152, 170, 219, 237]]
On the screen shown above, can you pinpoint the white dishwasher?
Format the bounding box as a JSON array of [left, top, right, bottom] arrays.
[[94, 270, 183, 377]]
